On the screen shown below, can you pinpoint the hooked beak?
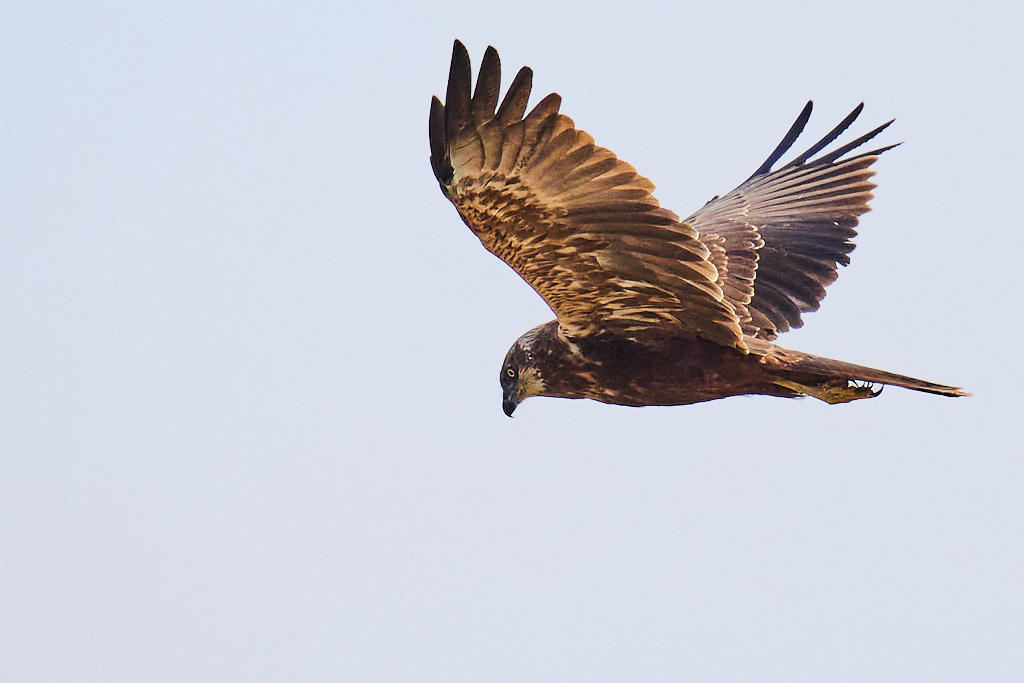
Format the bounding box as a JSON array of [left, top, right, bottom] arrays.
[[502, 389, 518, 418]]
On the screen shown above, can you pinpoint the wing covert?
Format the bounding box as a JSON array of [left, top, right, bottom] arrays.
[[430, 41, 745, 350]]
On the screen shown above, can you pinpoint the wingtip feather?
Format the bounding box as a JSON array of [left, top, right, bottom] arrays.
[[472, 46, 502, 120], [748, 100, 814, 180], [787, 102, 865, 167], [496, 66, 534, 123], [429, 95, 452, 183], [445, 40, 472, 139]]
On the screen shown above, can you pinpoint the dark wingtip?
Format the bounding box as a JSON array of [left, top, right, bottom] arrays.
[[748, 100, 813, 180], [748, 103, 899, 178], [817, 117, 897, 164], [858, 140, 902, 158], [786, 102, 865, 167], [472, 45, 502, 122], [428, 95, 452, 184], [445, 40, 472, 140], [496, 66, 534, 124], [525, 91, 562, 121]]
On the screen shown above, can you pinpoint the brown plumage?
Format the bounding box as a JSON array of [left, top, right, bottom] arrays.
[[430, 41, 968, 416]]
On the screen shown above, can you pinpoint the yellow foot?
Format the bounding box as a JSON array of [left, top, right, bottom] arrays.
[[773, 378, 883, 404]]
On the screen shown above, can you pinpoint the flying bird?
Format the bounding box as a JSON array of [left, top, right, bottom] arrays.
[[429, 40, 967, 416]]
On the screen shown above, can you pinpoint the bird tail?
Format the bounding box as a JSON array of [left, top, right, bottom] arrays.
[[768, 346, 969, 404]]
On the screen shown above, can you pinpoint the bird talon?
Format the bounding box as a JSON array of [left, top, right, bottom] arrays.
[[775, 378, 884, 404]]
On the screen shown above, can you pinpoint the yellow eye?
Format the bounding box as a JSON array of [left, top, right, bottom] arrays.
[[506, 368, 516, 378]]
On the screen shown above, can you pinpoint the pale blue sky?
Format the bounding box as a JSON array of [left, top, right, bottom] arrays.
[[1, 0, 1022, 680]]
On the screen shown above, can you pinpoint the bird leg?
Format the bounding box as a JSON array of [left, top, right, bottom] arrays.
[[773, 378, 883, 404]]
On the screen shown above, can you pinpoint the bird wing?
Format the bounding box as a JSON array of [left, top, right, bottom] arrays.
[[686, 102, 897, 339], [430, 41, 745, 350]]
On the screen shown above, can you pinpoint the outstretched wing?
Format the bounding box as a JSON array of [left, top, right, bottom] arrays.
[[430, 41, 745, 350], [687, 102, 897, 339]]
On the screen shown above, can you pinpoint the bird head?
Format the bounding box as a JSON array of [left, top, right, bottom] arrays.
[[499, 326, 550, 417]]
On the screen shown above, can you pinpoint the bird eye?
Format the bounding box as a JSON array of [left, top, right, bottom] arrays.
[[506, 368, 516, 378]]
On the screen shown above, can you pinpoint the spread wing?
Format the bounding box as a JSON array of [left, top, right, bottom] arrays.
[[687, 102, 898, 339], [430, 41, 745, 350]]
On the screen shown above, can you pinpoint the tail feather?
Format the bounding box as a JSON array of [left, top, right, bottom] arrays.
[[804, 356, 968, 397], [771, 346, 969, 401]]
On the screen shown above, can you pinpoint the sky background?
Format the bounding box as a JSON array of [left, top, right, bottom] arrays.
[[1, 0, 1022, 680]]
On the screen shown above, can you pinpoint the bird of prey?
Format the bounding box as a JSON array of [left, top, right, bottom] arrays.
[[429, 40, 967, 416]]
